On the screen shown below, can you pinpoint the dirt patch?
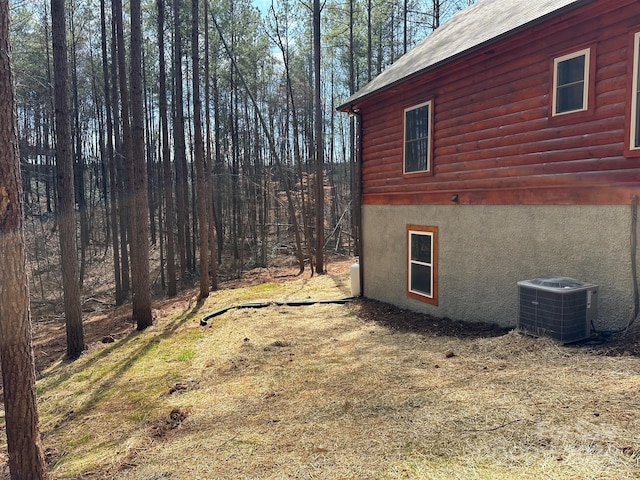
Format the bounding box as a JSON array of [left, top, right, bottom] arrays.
[[150, 408, 192, 439], [357, 297, 510, 338], [586, 329, 640, 357], [358, 298, 640, 357]]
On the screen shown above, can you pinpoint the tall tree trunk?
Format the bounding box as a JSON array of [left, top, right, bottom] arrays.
[[100, 0, 124, 305], [51, 0, 85, 358], [91, 43, 110, 253], [203, 0, 218, 290], [157, 136, 165, 289], [349, 0, 359, 257], [130, 0, 153, 329], [43, 2, 54, 215], [70, 9, 89, 287], [157, 0, 177, 296], [230, 61, 240, 266], [313, 0, 325, 274], [212, 55, 224, 262], [403, 0, 408, 54], [112, 0, 131, 296], [188, 83, 197, 273], [143, 52, 157, 247], [173, 0, 190, 281], [142, 53, 159, 245], [367, 0, 372, 82], [191, 0, 209, 298], [0, 2, 47, 476], [115, 0, 139, 310]]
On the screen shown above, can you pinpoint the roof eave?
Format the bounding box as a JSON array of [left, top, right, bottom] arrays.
[[337, 0, 592, 113]]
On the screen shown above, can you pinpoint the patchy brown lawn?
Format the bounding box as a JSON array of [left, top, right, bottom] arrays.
[[4, 259, 640, 479]]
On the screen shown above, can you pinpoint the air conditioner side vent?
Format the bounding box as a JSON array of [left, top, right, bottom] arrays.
[[517, 277, 597, 343]]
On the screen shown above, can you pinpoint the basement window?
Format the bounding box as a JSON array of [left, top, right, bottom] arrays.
[[552, 48, 590, 115], [404, 101, 432, 174], [631, 32, 640, 150], [407, 225, 438, 305]]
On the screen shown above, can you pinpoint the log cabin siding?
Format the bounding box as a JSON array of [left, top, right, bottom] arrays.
[[357, 0, 640, 206]]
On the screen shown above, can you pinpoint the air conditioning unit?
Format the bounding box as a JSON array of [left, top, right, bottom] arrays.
[[517, 276, 598, 343]]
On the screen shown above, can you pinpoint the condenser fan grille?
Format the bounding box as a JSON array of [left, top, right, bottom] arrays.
[[519, 288, 588, 342], [517, 277, 597, 343]]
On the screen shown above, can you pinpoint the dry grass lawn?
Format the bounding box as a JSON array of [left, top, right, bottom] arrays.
[[3, 261, 640, 479]]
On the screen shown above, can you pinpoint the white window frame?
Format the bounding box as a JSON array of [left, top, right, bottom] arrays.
[[630, 32, 640, 150], [552, 48, 590, 116], [403, 100, 433, 174], [408, 227, 435, 301]]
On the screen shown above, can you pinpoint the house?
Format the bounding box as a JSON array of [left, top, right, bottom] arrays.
[[338, 0, 640, 332]]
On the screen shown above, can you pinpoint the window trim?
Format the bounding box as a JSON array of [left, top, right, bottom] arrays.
[[403, 100, 433, 175], [552, 48, 591, 117], [629, 32, 640, 152], [406, 224, 438, 306]]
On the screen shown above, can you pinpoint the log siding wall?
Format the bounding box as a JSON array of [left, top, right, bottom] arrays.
[[356, 0, 640, 206]]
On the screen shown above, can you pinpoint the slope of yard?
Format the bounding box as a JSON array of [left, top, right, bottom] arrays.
[[3, 260, 640, 479]]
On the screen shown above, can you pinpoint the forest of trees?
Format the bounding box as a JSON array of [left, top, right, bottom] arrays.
[[10, 0, 474, 308], [2, 0, 478, 475]]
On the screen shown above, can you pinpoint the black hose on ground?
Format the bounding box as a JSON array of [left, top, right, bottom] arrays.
[[199, 297, 355, 326]]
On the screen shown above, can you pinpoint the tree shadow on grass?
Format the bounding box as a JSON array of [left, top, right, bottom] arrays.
[[37, 295, 207, 414]]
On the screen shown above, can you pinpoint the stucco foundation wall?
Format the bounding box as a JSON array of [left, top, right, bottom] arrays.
[[361, 204, 637, 331]]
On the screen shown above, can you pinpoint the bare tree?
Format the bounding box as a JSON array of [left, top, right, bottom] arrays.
[[203, 0, 218, 291], [113, 0, 135, 306], [367, 0, 372, 82], [69, 6, 89, 286], [192, 0, 209, 298], [173, 0, 192, 280], [100, 0, 124, 305], [51, 0, 85, 358], [130, 0, 153, 329], [313, 0, 325, 274], [157, 0, 177, 296], [269, 2, 314, 274], [0, 0, 48, 475], [433, 0, 441, 29], [110, 0, 131, 297], [212, 12, 305, 274]]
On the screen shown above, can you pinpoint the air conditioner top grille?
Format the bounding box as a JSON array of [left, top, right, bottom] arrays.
[[517, 276, 596, 293]]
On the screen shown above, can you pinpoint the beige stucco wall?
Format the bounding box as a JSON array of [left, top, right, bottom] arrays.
[[362, 204, 638, 331]]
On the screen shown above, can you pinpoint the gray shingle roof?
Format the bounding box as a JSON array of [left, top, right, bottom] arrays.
[[338, 0, 590, 111]]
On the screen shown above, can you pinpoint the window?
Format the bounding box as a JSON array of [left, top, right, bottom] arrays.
[[407, 225, 438, 305], [552, 48, 590, 115], [631, 33, 640, 150], [404, 101, 432, 174]]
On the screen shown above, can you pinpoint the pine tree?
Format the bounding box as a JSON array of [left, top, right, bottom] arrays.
[[0, 0, 48, 474]]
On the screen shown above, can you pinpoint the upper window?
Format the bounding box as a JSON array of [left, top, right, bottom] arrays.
[[407, 225, 438, 305], [552, 48, 590, 116], [404, 101, 432, 174], [630, 33, 640, 150]]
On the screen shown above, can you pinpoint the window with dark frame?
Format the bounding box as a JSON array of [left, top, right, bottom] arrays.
[[407, 225, 438, 305], [632, 32, 640, 150], [553, 49, 590, 115], [404, 101, 432, 173]]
